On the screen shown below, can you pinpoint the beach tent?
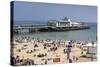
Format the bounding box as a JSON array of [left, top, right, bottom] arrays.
[[81, 43, 97, 58], [34, 44, 39, 48], [86, 47, 97, 58]]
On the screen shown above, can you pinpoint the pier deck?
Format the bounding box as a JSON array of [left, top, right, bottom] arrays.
[[13, 24, 90, 33]]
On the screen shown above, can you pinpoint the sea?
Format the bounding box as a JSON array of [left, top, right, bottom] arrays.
[[14, 21, 97, 42]]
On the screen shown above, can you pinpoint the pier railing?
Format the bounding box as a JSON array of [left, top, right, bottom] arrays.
[[13, 24, 51, 30]]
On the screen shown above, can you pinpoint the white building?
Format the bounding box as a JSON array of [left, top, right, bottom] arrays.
[[70, 22, 80, 27], [48, 17, 80, 27]]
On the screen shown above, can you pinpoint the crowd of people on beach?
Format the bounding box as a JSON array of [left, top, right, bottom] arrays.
[[11, 55, 35, 66], [11, 36, 96, 66]]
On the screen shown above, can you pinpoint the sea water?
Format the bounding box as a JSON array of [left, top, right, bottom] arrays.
[[15, 23, 97, 42]]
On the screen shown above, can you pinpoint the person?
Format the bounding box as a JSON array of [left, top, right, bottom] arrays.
[[73, 56, 75, 61], [76, 57, 79, 61], [67, 41, 72, 59], [69, 59, 72, 63], [44, 43, 47, 49], [44, 46, 46, 49], [45, 60, 47, 64], [16, 56, 20, 63], [11, 56, 17, 66], [92, 41, 94, 46], [45, 53, 47, 56], [67, 52, 70, 59], [30, 50, 33, 53]]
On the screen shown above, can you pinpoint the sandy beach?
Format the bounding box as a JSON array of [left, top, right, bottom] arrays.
[[11, 36, 97, 66]]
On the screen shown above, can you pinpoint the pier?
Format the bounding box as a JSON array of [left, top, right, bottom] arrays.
[[13, 24, 90, 34], [13, 17, 90, 34], [13, 24, 51, 33]]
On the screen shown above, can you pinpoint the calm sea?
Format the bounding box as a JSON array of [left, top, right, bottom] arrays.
[[15, 22, 97, 42]]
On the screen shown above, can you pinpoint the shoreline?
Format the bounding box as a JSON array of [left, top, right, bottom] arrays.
[[14, 34, 97, 43]]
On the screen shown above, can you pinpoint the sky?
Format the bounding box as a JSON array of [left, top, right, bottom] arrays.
[[12, 1, 97, 24]]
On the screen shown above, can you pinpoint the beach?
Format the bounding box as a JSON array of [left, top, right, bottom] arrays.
[[11, 1, 97, 66], [11, 36, 97, 66]]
